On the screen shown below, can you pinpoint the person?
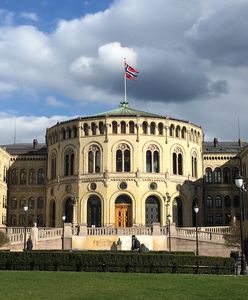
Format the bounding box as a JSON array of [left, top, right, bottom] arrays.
[[131, 235, 140, 252], [26, 236, 33, 251]]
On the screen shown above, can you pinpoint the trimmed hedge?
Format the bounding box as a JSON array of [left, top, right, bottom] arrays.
[[0, 251, 235, 274]]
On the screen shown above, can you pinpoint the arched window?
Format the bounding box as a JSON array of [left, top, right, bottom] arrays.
[[232, 167, 239, 183], [206, 195, 213, 208], [205, 168, 212, 183], [191, 152, 197, 177], [224, 196, 231, 208], [28, 196, 35, 209], [72, 126, 78, 138], [37, 169, 45, 184], [172, 147, 183, 175], [146, 144, 160, 173], [61, 128, 66, 140], [158, 123, 163, 135], [129, 121, 135, 134], [83, 123, 89, 136], [121, 121, 126, 134], [215, 195, 222, 208], [91, 123, 97, 135], [223, 167, 230, 184], [29, 169, 36, 185], [173, 197, 183, 227], [88, 145, 101, 173], [64, 148, 74, 176], [11, 169, 18, 184], [99, 122, 104, 134], [145, 196, 161, 226], [37, 197, 44, 209], [142, 122, 148, 134], [182, 127, 187, 139], [213, 167, 221, 183], [51, 153, 57, 179], [67, 127, 71, 139], [150, 122, 155, 135], [233, 195, 240, 208], [169, 124, 175, 137], [112, 121, 117, 134], [20, 169, 27, 185], [175, 125, 180, 138], [116, 144, 130, 172], [87, 196, 101, 227]]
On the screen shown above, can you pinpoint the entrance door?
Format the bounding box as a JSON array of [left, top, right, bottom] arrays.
[[115, 204, 131, 227]]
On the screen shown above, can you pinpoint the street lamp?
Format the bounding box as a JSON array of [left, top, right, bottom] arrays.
[[235, 172, 247, 275], [167, 214, 171, 253], [61, 215, 66, 250], [23, 205, 29, 251], [194, 204, 199, 256]]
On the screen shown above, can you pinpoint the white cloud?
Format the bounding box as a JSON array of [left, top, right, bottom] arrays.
[[0, 0, 248, 141], [46, 96, 67, 107], [20, 12, 38, 22]]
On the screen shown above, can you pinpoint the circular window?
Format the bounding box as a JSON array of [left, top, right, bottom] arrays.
[[89, 182, 97, 191], [149, 182, 157, 190], [119, 181, 127, 190]]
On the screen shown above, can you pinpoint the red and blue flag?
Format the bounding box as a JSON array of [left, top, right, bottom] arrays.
[[125, 62, 139, 80]]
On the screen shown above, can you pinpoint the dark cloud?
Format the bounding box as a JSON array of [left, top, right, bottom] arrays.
[[186, 1, 248, 66]]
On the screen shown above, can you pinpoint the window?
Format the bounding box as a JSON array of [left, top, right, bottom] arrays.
[[129, 121, 135, 134], [175, 126, 180, 138], [11, 198, 17, 209], [29, 169, 36, 185], [67, 127, 71, 138], [232, 167, 239, 183], [120, 121, 126, 134], [223, 168, 230, 184], [182, 127, 186, 139], [206, 195, 213, 208], [61, 128, 66, 140], [88, 145, 101, 173], [216, 213, 222, 225], [146, 144, 160, 173], [64, 148, 74, 176], [172, 147, 183, 175], [37, 214, 44, 226], [213, 168, 221, 183], [169, 124, 174, 137], [191, 152, 197, 177], [99, 122, 104, 134], [91, 123, 97, 135], [83, 123, 89, 136], [150, 122, 155, 135], [11, 169, 18, 184], [158, 123, 163, 135], [20, 169, 27, 185], [142, 122, 148, 134], [112, 121, 117, 134], [116, 144, 130, 172], [207, 214, 213, 225], [72, 126, 78, 138], [224, 196, 231, 208], [37, 197, 44, 209], [37, 169, 45, 184], [205, 168, 212, 183], [233, 195, 240, 208], [51, 153, 57, 179], [215, 195, 222, 208], [28, 197, 35, 209]]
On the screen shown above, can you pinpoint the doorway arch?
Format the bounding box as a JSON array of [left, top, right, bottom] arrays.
[[173, 197, 183, 227], [87, 195, 101, 227], [115, 195, 132, 227], [145, 195, 161, 226]]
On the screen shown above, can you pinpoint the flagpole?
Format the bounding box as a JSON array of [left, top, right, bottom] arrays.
[[124, 58, 127, 103]]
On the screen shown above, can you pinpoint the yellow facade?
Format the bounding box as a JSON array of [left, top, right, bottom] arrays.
[[0, 146, 10, 227]]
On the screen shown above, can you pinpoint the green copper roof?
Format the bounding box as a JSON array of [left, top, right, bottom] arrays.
[[93, 101, 162, 118]]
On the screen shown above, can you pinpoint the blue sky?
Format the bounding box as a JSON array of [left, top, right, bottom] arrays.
[[0, 0, 248, 143]]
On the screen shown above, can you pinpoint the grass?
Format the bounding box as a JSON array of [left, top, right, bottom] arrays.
[[0, 271, 248, 300]]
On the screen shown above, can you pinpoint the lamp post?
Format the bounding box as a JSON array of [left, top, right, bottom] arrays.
[[235, 172, 247, 275], [61, 215, 66, 250], [23, 205, 29, 251], [194, 204, 199, 256], [167, 214, 171, 253]]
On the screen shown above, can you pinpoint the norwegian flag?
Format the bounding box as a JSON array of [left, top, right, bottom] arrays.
[[125, 62, 139, 80]]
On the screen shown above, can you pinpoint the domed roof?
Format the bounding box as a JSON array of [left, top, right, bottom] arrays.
[[93, 101, 163, 118]]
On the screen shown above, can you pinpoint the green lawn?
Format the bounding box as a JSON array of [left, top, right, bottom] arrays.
[[0, 271, 247, 300]]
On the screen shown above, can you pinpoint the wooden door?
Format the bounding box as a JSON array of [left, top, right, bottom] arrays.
[[115, 204, 131, 227]]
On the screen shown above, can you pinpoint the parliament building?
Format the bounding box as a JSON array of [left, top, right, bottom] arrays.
[[0, 102, 247, 230]]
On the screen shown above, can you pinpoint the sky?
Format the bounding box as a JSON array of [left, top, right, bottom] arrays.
[[0, 0, 248, 144]]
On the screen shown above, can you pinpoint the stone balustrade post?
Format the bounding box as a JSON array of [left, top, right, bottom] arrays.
[[30, 225, 38, 250], [78, 223, 87, 236], [152, 223, 161, 235]]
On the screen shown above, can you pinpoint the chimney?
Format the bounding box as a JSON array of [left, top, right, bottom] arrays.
[[33, 139, 38, 149], [213, 137, 218, 147]]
